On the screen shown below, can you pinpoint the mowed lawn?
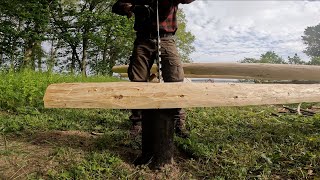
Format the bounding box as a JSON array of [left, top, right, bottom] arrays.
[[1, 71, 320, 179]]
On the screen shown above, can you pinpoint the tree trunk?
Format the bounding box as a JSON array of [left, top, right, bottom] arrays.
[[37, 53, 42, 72], [70, 45, 80, 74], [10, 50, 15, 71], [71, 50, 76, 74], [10, 39, 16, 71], [24, 41, 34, 69], [81, 36, 88, 77], [23, 21, 35, 70], [48, 39, 57, 73], [34, 41, 42, 72], [108, 49, 116, 76], [0, 51, 3, 67], [80, 1, 98, 77], [135, 109, 175, 169], [10, 35, 18, 71], [102, 38, 109, 76], [9, 19, 21, 71], [95, 54, 99, 75]]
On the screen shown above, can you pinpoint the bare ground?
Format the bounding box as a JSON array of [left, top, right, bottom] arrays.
[[0, 131, 96, 179], [0, 131, 191, 179]]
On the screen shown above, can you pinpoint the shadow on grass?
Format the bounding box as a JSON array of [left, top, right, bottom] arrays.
[[10, 129, 141, 165]]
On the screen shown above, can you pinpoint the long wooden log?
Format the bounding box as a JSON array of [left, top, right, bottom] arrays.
[[112, 63, 320, 80], [44, 82, 320, 109], [117, 73, 251, 79]]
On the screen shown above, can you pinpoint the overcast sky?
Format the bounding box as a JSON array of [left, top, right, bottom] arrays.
[[180, 1, 320, 63]]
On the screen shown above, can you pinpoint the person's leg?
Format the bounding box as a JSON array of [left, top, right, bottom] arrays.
[[128, 38, 154, 82], [160, 37, 189, 138], [159, 38, 184, 82], [174, 108, 189, 138], [128, 38, 155, 136], [129, 109, 143, 136]]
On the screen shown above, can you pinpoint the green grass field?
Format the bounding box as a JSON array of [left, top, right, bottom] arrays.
[[0, 71, 320, 179]]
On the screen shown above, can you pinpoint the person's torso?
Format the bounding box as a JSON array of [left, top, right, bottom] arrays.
[[132, 0, 178, 34]]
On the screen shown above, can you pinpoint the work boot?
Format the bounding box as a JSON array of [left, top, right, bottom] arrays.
[[174, 109, 190, 138], [129, 110, 143, 137], [175, 125, 190, 138], [130, 121, 142, 137]]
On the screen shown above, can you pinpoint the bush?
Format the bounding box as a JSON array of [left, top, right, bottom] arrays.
[[0, 70, 119, 111]]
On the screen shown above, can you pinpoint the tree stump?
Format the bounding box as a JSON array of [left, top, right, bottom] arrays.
[[134, 109, 175, 169]]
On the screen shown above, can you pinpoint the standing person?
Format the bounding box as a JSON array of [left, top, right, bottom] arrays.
[[112, 0, 194, 138]]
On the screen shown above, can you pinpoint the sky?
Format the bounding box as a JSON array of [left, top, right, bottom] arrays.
[[179, 1, 320, 63]]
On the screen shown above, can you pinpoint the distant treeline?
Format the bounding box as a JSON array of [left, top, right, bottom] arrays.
[[239, 23, 320, 65], [239, 51, 320, 65]]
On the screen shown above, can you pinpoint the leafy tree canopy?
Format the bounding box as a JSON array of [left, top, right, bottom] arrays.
[[0, 0, 195, 75], [302, 23, 320, 57], [239, 51, 287, 64]]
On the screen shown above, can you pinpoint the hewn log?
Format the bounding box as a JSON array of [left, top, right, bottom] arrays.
[[118, 73, 250, 80], [44, 82, 320, 109], [112, 63, 320, 80]]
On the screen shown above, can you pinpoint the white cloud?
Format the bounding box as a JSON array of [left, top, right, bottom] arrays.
[[180, 1, 320, 62]]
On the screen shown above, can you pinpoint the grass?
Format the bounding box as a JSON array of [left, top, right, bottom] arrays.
[[178, 107, 320, 179], [0, 70, 320, 179]]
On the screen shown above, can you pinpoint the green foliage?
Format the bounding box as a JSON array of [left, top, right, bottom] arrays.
[[0, 0, 195, 75], [240, 57, 260, 63], [288, 53, 305, 65], [239, 51, 308, 65], [259, 51, 286, 64], [307, 56, 320, 65], [0, 0, 51, 70], [0, 70, 119, 111], [50, 0, 135, 75], [302, 23, 320, 57], [176, 10, 195, 63], [239, 51, 288, 64]]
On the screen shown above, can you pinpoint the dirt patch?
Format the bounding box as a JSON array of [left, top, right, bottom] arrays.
[[0, 130, 96, 179], [0, 138, 53, 179], [0, 131, 194, 179], [0, 110, 13, 116], [28, 130, 96, 150]]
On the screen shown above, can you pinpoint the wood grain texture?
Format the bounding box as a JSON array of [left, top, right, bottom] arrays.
[[118, 73, 251, 79], [112, 63, 320, 80], [44, 82, 320, 109]]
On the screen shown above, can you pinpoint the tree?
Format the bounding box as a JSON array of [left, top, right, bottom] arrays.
[[238, 58, 259, 63], [176, 10, 195, 63], [307, 56, 320, 65], [86, 1, 135, 76], [288, 53, 305, 65], [0, 0, 25, 70], [51, 0, 134, 76], [239, 51, 286, 64], [21, 0, 48, 68], [260, 51, 286, 64], [302, 23, 320, 57], [0, 0, 195, 75], [240, 51, 307, 65], [0, 0, 51, 71]]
